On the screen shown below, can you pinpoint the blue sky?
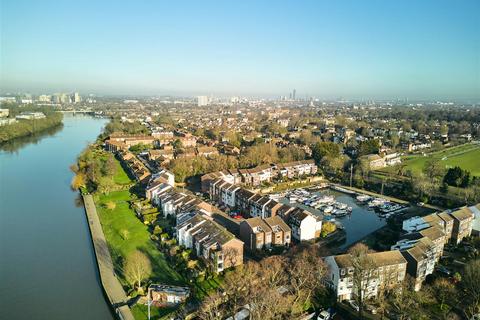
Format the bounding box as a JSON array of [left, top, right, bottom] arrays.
[[1, 0, 479, 99]]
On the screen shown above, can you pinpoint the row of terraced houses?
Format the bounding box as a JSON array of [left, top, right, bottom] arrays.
[[200, 159, 318, 190], [324, 206, 476, 301]]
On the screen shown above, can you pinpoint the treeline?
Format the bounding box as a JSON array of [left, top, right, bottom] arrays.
[[102, 118, 149, 137], [70, 146, 119, 193], [0, 112, 63, 143]]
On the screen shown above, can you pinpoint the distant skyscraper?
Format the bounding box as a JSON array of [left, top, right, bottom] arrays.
[[197, 95, 209, 106], [72, 92, 81, 103], [292, 89, 296, 101]]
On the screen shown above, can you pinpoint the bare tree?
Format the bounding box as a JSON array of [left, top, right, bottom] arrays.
[[288, 247, 327, 314], [462, 259, 480, 318], [259, 255, 288, 289], [198, 292, 224, 320], [222, 262, 259, 317], [124, 250, 152, 290], [432, 278, 456, 311], [348, 243, 376, 319], [223, 246, 240, 269], [390, 278, 418, 320]]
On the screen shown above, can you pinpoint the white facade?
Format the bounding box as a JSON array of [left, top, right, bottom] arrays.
[[290, 213, 321, 241], [197, 96, 209, 106], [402, 216, 430, 233]]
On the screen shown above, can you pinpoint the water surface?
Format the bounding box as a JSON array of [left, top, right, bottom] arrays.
[[279, 189, 387, 249], [0, 114, 113, 320]]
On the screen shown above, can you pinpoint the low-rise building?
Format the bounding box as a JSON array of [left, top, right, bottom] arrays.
[[324, 250, 407, 301], [148, 284, 190, 307], [239, 216, 291, 250], [397, 237, 436, 291], [285, 207, 322, 241], [450, 207, 475, 244], [176, 213, 244, 273]]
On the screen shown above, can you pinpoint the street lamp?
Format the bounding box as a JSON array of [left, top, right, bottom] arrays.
[[147, 287, 153, 320]]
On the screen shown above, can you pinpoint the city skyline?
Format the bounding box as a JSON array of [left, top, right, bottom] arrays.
[[1, 0, 479, 99]]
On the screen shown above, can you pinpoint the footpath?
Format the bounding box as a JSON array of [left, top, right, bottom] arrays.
[[83, 194, 135, 320]]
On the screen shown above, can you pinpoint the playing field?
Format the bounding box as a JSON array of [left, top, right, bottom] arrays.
[[383, 143, 480, 176]]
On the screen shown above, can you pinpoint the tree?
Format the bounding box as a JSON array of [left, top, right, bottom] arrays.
[[288, 247, 327, 312], [358, 139, 380, 157], [105, 201, 116, 210], [444, 166, 471, 188], [312, 141, 340, 164], [172, 139, 183, 149], [124, 250, 152, 290], [423, 158, 445, 184], [389, 278, 420, 320], [461, 259, 480, 318], [432, 278, 456, 313], [198, 292, 225, 320], [71, 173, 86, 190], [103, 154, 117, 176], [348, 243, 376, 319], [223, 247, 240, 269]]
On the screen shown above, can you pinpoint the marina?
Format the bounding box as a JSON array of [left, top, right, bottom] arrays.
[[270, 185, 409, 249]]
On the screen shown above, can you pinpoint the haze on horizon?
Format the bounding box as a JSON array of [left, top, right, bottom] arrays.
[[1, 0, 479, 100]]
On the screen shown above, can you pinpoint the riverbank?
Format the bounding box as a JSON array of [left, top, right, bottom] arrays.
[[0, 115, 113, 320], [0, 112, 63, 143], [83, 194, 135, 320]]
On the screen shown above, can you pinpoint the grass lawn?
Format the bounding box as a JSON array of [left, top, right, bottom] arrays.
[[113, 158, 133, 185], [131, 304, 177, 320], [381, 143, 480, 176], [95, 190, 184, 288]]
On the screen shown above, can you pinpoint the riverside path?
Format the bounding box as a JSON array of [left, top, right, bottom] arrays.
[[83, 194, 135, 320]]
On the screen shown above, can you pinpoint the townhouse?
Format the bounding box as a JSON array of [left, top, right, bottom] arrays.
[[201, 170, 242, 193], [200, 160, 318, 189], [239, 216, 291, 251], [393, 237, 436, 291], [106, 134, 156, 150], [117, 150, 151, 184], [450, 207, 475, 244], [176, 213, 244, 273], [284, 207, 322, 241], [402, 207, 475, 245], [239, 217, 273, 250], [363, 154, 386, 170], [470, 204, 480, 237], [148, 149, 175, 162], [264, 216, 291, 247], [276, 160, 318, 179], [325, 250, 407, 301]]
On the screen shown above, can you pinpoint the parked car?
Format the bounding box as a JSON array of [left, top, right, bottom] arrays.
[[317, 310, 331, 320], [436, 265, 452, 276]]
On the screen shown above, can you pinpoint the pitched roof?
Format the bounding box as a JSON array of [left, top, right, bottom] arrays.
[[419, 226, 445, 242], [264, 216, 291, 233], [243, 217, 272, 233], [403, 237, 435, 262], [450, 207, 474, 221]]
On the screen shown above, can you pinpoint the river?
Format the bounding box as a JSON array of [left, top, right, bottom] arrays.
[[0, 114, 113, 320]]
